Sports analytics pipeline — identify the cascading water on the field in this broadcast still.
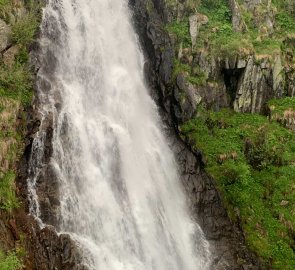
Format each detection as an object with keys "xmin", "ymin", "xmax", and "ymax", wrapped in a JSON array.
[{"xmin": 28, "ymin": 0, "xmax": 211, "ymax": 269}]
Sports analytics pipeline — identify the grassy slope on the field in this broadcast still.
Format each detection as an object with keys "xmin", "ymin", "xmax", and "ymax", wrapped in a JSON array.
[
  {"xmin": 168, "ymin": 0, "xmax": 295, "ymax": 56},
  {"xmin": 0, "ymin": 0, "xmax": 39, "ymax": 268},
  {"xmin": 181, "ymin": 99, "xmax": 295, "ymax": 269}
]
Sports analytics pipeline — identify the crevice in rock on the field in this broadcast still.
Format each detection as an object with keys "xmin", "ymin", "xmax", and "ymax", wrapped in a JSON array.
[{"xmin": 223, "ymin": 67, "xmax": 245, "ymax": 106}]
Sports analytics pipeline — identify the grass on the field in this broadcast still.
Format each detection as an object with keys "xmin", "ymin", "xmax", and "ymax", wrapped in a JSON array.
[
  {"xmin": 167, "ymin": 0, "xmax": 295, "ymax": 57},
  {"xmin": 0, "ymin": 249, "xmax": 23, "ymax": 270},
  {"xmin": 0, "ymin": 0, "xmax": 40, "ymax": 106},
  {"xmin": 0, "ymin": 1, "xmax": 40, "ymax": 268},
  {"xmin": 166, "ymin": 18, "xmax": 191, "ymax": 49},
  {"xmin": 181, "ymin": 108, "xmax": 295, "ymax": 269},
  {"xmin": 268, "ymin": 97, "xmax": 295, "ymax": 116},
  {"xmin": 11, "ymin": 12, "xmax": 39, "ymax": 46},
  {"xmin": 0, "ymin": 0, "xmax": 40, "ymax": 213},
  {"xmin": 0, "ymin": 64, "xmax": 33, "ymax": 106},
  {"xmin": 172, "ymin": 59, "xmax": 207, "ymax": 86},
  {"xmin": 0, "ymin": 172, "xmax": 19, "ymax": 211}
]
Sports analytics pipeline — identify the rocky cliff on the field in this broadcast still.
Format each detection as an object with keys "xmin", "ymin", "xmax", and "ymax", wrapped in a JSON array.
[
  {"xmin": 0, "ymin": 0, "xmax": 294, "ymax": 269},
  {"xmin": 0, "ymin": 1, "xmax": 87, "ymax": 269},
  {"xmin": 130, "ymin": 0, "xmax": 294, "ymax": 269}
]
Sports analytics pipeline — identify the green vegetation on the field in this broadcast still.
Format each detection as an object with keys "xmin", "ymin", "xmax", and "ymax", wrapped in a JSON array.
[
  {"xmin": 0, "ymin": 171, "xmax": 19, "ymax": 211},
  {"xmin": 0, "ymin": 0, "xmax": 38, "ymax": 216},
  {"xmin": 0, "ymin": 0, "xmax": 40, "ymax": 106},
  {"xmin": 173, "ymin": 59, "xmax": 207, "ymax": 86},
  {"xmin": 0, "ymin": 0, "xmax": 8, "ymax": 7},
  {"xmin": 166, "ymin": 0, "xmax": 295, "ymax": 56},
  {"xmin": 0, "ymin": 64, "xmax": 33, "ymax": 106},
  {"xmin": 181, "ymin": 107, "xmax": 295, "ymax": 269},
  {"xmin": 197, "ymin": 0, "xmax": 250, "ymax": 56},
  {"xmin": 0, "ymin": 250, "xmax": 23, "ymax": 270},
  {"xmin": 0, "ymin": 1, "xmax": 40, "ymax": 268},
  {"xmin": 166, "ymin": 19, "xmax": 191, "ymax": 48},
  {"xmin": 268, "ymin": 97, "xmax": 295, "ymax": 116},
  {"xmin": 166, "ymin": 0, "xmax": 295, "ymax": 89},
  {"xmin": 11, "ymin": 12, "xmax": 39, "ymax": 46}
]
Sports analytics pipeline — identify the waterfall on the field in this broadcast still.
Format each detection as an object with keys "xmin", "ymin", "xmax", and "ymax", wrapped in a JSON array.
[{"xmin": 27, "ymin": 0, "xmax": 211, "ymax": 269}]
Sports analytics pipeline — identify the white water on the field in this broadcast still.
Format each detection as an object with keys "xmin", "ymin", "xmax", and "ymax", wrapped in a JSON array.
[{"xmin": 28, "ymin": 0, "xmax": 211, "ymax": 269}]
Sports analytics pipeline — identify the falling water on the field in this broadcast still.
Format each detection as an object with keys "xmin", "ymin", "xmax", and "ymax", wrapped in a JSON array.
[{"xmin": 28, "ymin": 0, "xmax": 211, "ymax": 269}]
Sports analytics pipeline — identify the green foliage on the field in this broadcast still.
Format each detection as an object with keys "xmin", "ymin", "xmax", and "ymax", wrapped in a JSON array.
[
  {"xmin": 0, "ymin": 250, "xmax": 23, "ymax": 270},
  {"xmin": 200, "ymin": 0, "xmax": 226, "ymax": 10},
  {"xmin": 0, "ymin": 64, "xmax": 33, "ymax": 106},
  {"xmin": 11, "ymin": 12, "xmax": 39, "ymax": 47},
  {"xmin": 268, "ymin": 97, "xmax": 295, "ymax": 116},
  {"xmin": 0, "ymin": 0, "xmax": 8, "ymax": 7},
  {"xmin": 172, "ymin": 59, "xmax": 207, "ymax": 86},
  {"xmin": 276, "ymin": 12, "xmax": 295, "ymax": 34},
  {"xmin": 252, "ymin": 38, "xmax": 282, "ymax": 55},
  {"xmin": 196, "ymin": 0, "xmax": 254, "ymax": 56},
  {"xmin": 0, "ymin": 171, "xmax": 19, "ymax": 211},
  {"xmin": 166, "ymin": 19, "xmax": 191, "ymax": 48},
  {"xmin": 168, "ymin": 0, "xmax": 295, "ymax": 58},
  {"xmin": 0, "ymin": 0, "xmax": 40, "ymax": 107},
  {"xmin": 181, "ymin": 108, "xmax": 295, "ymax": 269},
  {"xmin": 273, "ymin": 0, "xmax": 295, "ymax": 16}
]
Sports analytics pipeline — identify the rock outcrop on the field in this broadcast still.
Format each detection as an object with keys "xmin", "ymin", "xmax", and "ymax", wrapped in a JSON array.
[
  {"xmin": 130, "ymin": 0, "xmax": 264, "ymax": 269},
  {"xmin": 155, "ymin": 0, "xmax": 295, "ymax": 121}
]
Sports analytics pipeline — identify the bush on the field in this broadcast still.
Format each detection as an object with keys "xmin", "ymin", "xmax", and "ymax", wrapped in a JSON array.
[{"xmin": 0, "ymin": 250, "xmax": 23, "ymax": 270}]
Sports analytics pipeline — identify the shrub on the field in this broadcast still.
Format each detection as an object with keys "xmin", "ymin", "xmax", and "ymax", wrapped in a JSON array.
[{"xmin": 0, "ymin": 250, "xmax": 23, "ymax": 270}]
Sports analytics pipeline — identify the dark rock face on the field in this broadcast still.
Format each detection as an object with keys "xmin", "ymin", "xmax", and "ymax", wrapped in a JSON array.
[
  {"xmin": 11, "ymin": 208, "xmax": 87, "ymax": 270},
  {"xmin": 130, "ymin": 1, "xmax": 263, "ymax": 269},
  {"xmin": 16, "ymin": 105, "xmax": 88, "ymax": 269},
  {"xmin": 13, "ymin": 14, "xmax": 87, "ymax": 269}
]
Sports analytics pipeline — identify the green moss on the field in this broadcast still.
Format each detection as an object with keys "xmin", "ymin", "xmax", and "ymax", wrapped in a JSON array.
[
  {"xmin": 268, "ymin": 97, "xmax": 295, "ymax": 116},
  {"xmin": 0, "ymin": 171, "xmax": 19, "ymax": 211},
  {"xmin": 0, "ymin": 0, "xmax": 40, "ymax": 107},
  {"xmin": 11, "ymin": 12, "xmax": 39, "ymax": 47},
  {"xmin": 166, "ymin": 19, "xmax": 191, "ymax": 48},
  {"xmin": 181, "ymin": 108, "xmax": 295, "ymax": 269},
  {"xmin": 172, "ymin": 58, "xmax": 207, "ymax": 86},
  {"xmin": 0, "ymin": 64, "xmax": 33, "ymax": 106},
  {"xmin": 0, "ymin": 249, "xmax": 23, "ymax": 270},
  {"xmin": 167, "ymin": 0, "xmax": 295, "ymax": 58}
]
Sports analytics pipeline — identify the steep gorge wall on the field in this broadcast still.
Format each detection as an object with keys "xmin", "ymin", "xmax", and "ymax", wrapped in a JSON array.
[
  {"xmin": 130, "ymin": 0, "xmax": 295, "ymax": 269},
  {"xmin": 130, "ymin": 0, "xmax": 265, "ymax": 269},
  {"xmin": 1, "ymin": 0, "xmax": 293, "ymax": 269},
  {"xmin": 141, "ymin": 0, "xmax": 295, "ymax": 122},
  {"xmin": 0, "ymin": 1, "xmax": 88, "ymax": 269}
]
